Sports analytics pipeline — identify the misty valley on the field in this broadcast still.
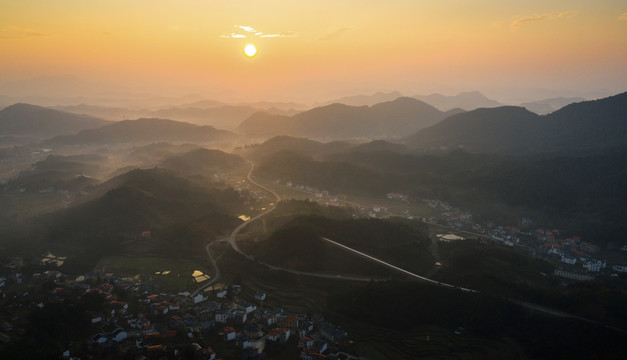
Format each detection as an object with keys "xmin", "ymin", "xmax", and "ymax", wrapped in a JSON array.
[{"xmin": 0, "ymin": 92, "xmax": 626, "ymax": 359}]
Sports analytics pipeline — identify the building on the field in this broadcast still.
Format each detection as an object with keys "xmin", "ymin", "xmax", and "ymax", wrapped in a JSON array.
[
  {"xmin": 554, "ymin": 269, "xmax": 593, "ymax": 281},
  {"xmin": 254, "ymin": 291, "xmax": 266, "ymax": 301},
  {"xmin": 561, "ymin": 255, "xmax": 577, "ymax": 265},
  {"xmin": 224, "ymin": 326, "xmax": 236, "ymax": 341},
  {"xmin": 612, "ymin": 265, "xmax": 627, "ymax": 273}
]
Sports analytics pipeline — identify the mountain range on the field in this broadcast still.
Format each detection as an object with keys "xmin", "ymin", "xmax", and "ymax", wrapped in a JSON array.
[
  {"xmin": 520, "ymin": 97, "xmax": 586, "ymax": 115},
  {"xmin": 237, "ymin": 97, "xmax": 454, "ymax": 140},
  {"xmin": 0, "ymin": 103, "xmax": 110, "ymax": 137},
  {"xmin": 404, "ymin": 92, "xmax": 627, "ymax": 155},
  {"xmin": 413, "ymin": 91, "xmax": 502, "ymax": 111},
  {"xmin": 44, "ymin": 118, "xmax": 237, "ymax": 146}
]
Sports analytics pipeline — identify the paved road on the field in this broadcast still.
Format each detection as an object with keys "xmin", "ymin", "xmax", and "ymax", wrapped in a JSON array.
[
  {"xmin": 191, "ymin": 240, "xmax": 223, "ymax": 297},
  {"xmin": 206, "ymin": 161, "xmax": 624, "ymax": 331},
  {"xmin": 228, "ymin": 161, "xmax": 281, "ymax": 257},
  {"xmin": 321, "ymin": 237, "xmax": 477, "ymax": 292}
]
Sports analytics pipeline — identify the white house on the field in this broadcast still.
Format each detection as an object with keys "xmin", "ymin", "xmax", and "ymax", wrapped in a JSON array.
[
  {"xmin": 224, "ymin": 326, "xmax": 236, "ymax": 341},
  {"xmin": 215, "ymin": 310, "xmax": 231, "ymax": 324},
  {"xmin": 612, "ymin": 265, "xmax": 627, "ymax": 273},
  {"xmin": 111, "ymin": 328, "xmax": 128, "ymax": 342},
  {"xmin": 561, "ymin": 256, "xmax": 577, "ymax": 265}
]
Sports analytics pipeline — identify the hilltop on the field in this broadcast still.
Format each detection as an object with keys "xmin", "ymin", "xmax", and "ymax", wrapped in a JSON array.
[
  {"xmin": 44, "ymin": 118, "xmax": 237, "ymax": 146},
  {"xmin": 0, "ymin": 103, "xmax": 110, "ymax": 137},
  {"xmin": 404, "ymin": 92, "xmax": 627, "ymax": 155},
  {"xmin": 237, "ymin": 97, "xmax": 447, "ymax": 140}
]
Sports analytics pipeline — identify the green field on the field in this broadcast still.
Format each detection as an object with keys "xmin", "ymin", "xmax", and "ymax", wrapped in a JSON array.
[{"xmin": 96, "ymin": 255, "xmax": 213, "ymax": 292}]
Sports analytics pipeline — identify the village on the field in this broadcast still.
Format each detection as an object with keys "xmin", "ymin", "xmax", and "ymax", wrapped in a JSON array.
[
  {"xmin": 263, "ymin": 177, "xmax": 627, "ymax": 284},
  {"xmin": 0, "ymin": 260, "xmax": 357, "ymax": 360},
  {"xmin": 419, "ymin": 198, "xmax": 627, "ymax": 283}
]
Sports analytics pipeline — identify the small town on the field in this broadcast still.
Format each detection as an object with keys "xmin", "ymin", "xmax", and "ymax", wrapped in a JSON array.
[
  {"xmin": 419, "ymin": 198, "xmax": 627, "ymax": 282},
  {"xmin": 0, "ymin": 260, "xmax": 356, "ymax": 360},
  {"xmin": 267, "ymin": 178, "xmax": 627, "ymax": 284}
]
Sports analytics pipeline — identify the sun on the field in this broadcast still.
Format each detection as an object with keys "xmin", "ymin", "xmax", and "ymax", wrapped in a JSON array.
[{"xmin": 243, "ymin": 44, "xmax": 258, "ymax": 58}]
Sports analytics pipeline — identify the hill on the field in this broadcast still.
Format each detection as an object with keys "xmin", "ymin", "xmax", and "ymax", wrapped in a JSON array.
[
  {"xmin": 3, "ymin": 154, "xmax": 104, "ymax": 193},
  {"xmin": 44, "ymin": 118, "xmax": 238, "ymax": 146},
  {"xmin": 158, "ymin": 148, "xmax": 248, "ymax": 176},
  {"xmin": 404, "ymin": 92, "xmax": 627, "ymax": 155},
  {"xmin": 0, "ymin": 103, "xmax": 110, "ymax": 137},
  {"xmin": 51, "ymin": 104, "xmax": 148, "ymax": 121},
  {"xmin": 256, "ymin": 145, "xmax": 626, "ymax": 246},
  {"xmin": 236, "ymin": 97, "xmax": 447, "ymax": 140},
  {"xmin": 520, "ymin": 97, "xmax": 586, "ymax": 115},
  {"xmin": 249, "ymin": 215, "xmax": 434, "ymax": 275},
  {"xmin": 33, "ymin": 168, "xmax": 242, "ymax": 267},
  {"xmin": 152, "ymin": 105, "xmax": 299, "ymax": 130},
  {"xmin": 256, "ymin": 150, "xmax": 394, "ymax": 195},
  {"xmin": 234, "ymin": 136, "xmax": 353, "ymax": 161},
  {"xmin": 413, "ymin": 91, "xmax": 501, "ymax": 111},
  {"xmin": 317, "ymin": 91, "xmax": 403, "ymax": 107}
]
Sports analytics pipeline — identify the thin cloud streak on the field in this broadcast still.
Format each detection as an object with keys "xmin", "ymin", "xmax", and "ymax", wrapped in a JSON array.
[
  {"xmin": 319, "ymin": 27, "xmax": 350, "ymax": 41},
  {"xmin": 619, "ymin": 12, "xmax": 627, "ymax": 21},
  {"xmin": 237, "ymin": 25, "xmax": 257, "ymax": 33},
  {"xmin": 221, "ymin": 25, "xmax": 297, "ymax": 39},
  {"xmin": 260, "ymin": 31, "xmax": 298, "ymax": 38},
  {"xmin": 0, "ymin": 26, "xmax": 47, "ymax": 40},
  {"xmin": 510, "ymin": 11, "xmax": 574, "ymax": 31}
]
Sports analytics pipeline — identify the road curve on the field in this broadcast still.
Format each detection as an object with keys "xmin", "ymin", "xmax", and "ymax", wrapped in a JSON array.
[
  {"xmin": 321, "ymin": 237, "xmax": 477, "ymax": 292},
  {"xmin": 192, "ymin": 240, "xmax": 223, "ymax": 297},
  {"xmin": 228, "ymin": 161, "xmax": 282, "ymax": 257},
  {"xmin": 209, "ymin": 162, "xmax": 623, "ymax": 331}
]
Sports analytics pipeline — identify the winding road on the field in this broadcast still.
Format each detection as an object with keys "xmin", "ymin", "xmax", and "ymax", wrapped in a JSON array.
[{"xmin": 193, "ymin": 161, "xmax": 625, "ymax": 332}]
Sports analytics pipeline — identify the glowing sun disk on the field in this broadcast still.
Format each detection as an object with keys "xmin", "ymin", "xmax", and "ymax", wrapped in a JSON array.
[{"xmin": 244, "ymin": 44, "xmax": 258, "ymax": 58}]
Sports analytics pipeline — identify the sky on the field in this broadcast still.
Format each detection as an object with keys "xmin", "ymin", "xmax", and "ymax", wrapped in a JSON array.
[{"xmin": 1, "ymin": 0, "xmax": 626, "ymax": 104}]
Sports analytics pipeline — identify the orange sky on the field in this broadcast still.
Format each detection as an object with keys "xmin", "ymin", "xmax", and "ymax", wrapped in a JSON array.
[{"xmin": 1, "ymin": 1, "xmax": 626, "ymax": 103}]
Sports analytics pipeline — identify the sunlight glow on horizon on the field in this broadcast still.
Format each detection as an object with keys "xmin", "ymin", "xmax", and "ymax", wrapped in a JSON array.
[{"xmin": 0, "ymin": 0, "xmax": 625, "ymax": 102}]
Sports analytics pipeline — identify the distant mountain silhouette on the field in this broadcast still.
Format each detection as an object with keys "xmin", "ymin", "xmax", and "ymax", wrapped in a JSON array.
[
  {"xmin": 236, "ymin": 101, "xmax": 308, "ymax": 111},
  {"xmin": 0, "ymin": 103, "xmax": 110, "ymax": 137},
  {"xmin": 4, "ymin": 154, "xmax": 103, "ymax": 194},
  {"xmin": 44, "ymin": 118, "xmax": 237, "ymax": 146},
  {"xmin": 318, "ymin": 91, "xmax": 403, "ymax": 107},
  {"xmin": 520, "ymin": 97, "xmax": 586, "ymax": 115},
  {"xmin": 413, "ymin": 91, "xmax": 501, "ymax": 111},
  {"xmin": 158, "ymin": 148, "xmax": 247, "ymax": 176},
  {"xmin": 404, "ymin": 92, "xmax": 627, "ymax": 154},
  {"xmin": 153, "ymin": 105, "xmax": 299, "ymax": 129},
  {"xmin": 54, "ymin": 103, "xmax": 299, "ymax": 129},
  {"xmin": 237, "ymin": 97, "xmax": 447, "ymax": 140},
  {"xmin": 348, "ymin": 140, "xmax": 409, "ymax": 154},
  {"xmin": 52, "ymin": 104, "xmax": 149, "ymax": 121},
  {"xmin": 234, "ymin": 135, "xmax": 352, "ymax": 160}
]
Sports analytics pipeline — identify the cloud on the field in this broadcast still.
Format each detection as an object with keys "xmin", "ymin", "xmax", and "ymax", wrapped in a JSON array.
[
  {"xmin": 319, "ymin": 27, "xmax": 350, "ymax": 41},
  {"xmin": 619, "ymin": 12, "xmax": 627, "ymax": 21},
  {"xmin": 237, "ymin": 25, "xmax": 257, "ymax": 33},
  {"xmin": 0, "ymin": 26, "xmax": 46, "ymax": 40},
  {"xmin": 221, "ymin": 25, "xmax": 297, "ymax": 39},
  {"xmin": 510, "ymin": 11, "xmax": 574, "ymax": 31},
  {"xmin": 260, "ymin": 31, "xmax": 298, "ymax": 38},
  {"xmin": 220, "ymin": 33, "xmax": 246, "ymax": 39}
]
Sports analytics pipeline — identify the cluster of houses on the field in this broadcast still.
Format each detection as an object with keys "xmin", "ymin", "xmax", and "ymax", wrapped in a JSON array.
[
  {"xmin": 281, "ymin": 180, "xmax": 348, "ymax": 206},
  {"xmin": 0, "ymin": 262, "xmax": 353, "ymax": 359},
  {"xmin": 420, "ymin": 198, "xmax": 627, "ymax": 281}
]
